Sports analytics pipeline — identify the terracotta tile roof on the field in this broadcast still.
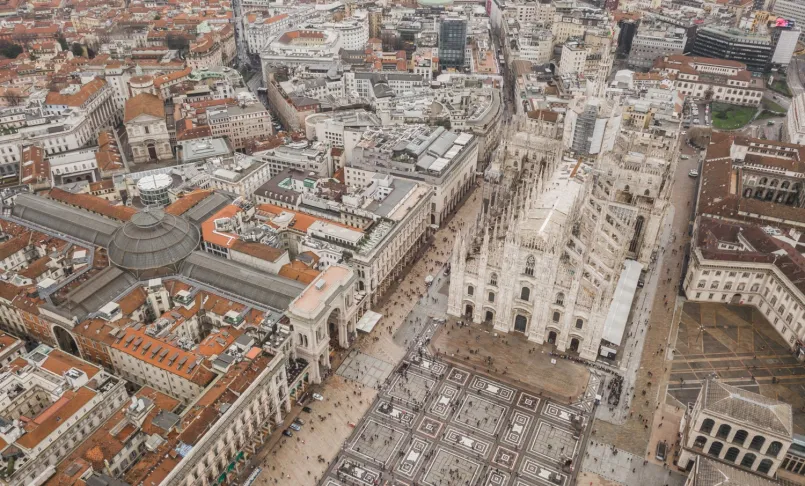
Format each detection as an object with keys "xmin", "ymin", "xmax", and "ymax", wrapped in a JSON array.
[
  {"xmin": 20, "ymin": 145, "xmax": 48, "ymax": 185},
  {"xmin": 201, "ymin": 204, "xmax": 241, "ymax": 248},
  {"xmin": 116, "ymin": 287, "xmax": 147, "ymax": 314},
  {"xmin": 48, "ymin": 187, "xmax": 136, "ymax": 221},
  {"xmin": 0, "ymin": 232, "xmax": 30, "ymax": 261},
  {"xmin": 256, "ymin": 203, "xmax": 361, "ymax": 234},
  {"xmin": 0, "ymin": 260, "xmax": 23, "ymax": 287},
  {"xmin": 124, "ymin": 92, "xmax": 165, "ymax": 123},
  {"xmin": 230, "ymin": 240, "xmax": 284, "ymax": 262},
  {"xmin": 95, "ymin": 130, "xmax": 123, "ymax": 173},
  {"xmin": 44, "ymin": 77, "xmax": 106, "ymax": 107},
  {"xmin": 112, "ymin": 328, "xmax": 215, "ymax": 385},
  {"xmin": 16, "ymin": 387, "xmax": 97, "ymax": 449},
  {"xmin": 153, "ymin": 67, "xmax": 192, "ymax": 88},
  {"xmin": 164, "ymin": 189, "xmax": 213, "ymax": 216},
  {"xmin": 196, "ymin": 329, "xmax": 241, "ymax": 358},
  {"xmin": 278, "ymin": 260, "xmax": 319, "ymax": 284},
  {"xmin": 17, "ymin": 255, "xmax": 50, "ymax": 279},
  {"xmin": 526, "ymin": 109, "xmax": 560, "ymax": 122},
  {"xmin": 40, "ymin": 349, "xmax": 100, "ymax": 379}
]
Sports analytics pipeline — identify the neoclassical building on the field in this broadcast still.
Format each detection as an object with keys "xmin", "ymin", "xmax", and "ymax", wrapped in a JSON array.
[
  {"xmin": 447, "ymin": 111, "xmax": 675, "ymax": 360},
  {"xmin": 678, "ymin": 378, "xmax": 792, "ymax": 478},
  {"xmin": 124, "ymin": 93, "xmax": 172, "ymax": 164}
]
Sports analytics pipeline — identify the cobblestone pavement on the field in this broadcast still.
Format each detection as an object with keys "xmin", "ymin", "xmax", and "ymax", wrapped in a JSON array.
[
  {"xmin": 592, "ymin": 143, "xmax": 702, "ymax": 457},
  {"xmin": 320, "ymin": 337, "xmax": 595, "ymax": 486}
]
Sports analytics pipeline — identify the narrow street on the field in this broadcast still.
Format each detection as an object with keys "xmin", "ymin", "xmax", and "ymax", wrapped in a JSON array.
[{"xmin": 591, "ymin": 140, "xmax": 701, "ymax": 460}]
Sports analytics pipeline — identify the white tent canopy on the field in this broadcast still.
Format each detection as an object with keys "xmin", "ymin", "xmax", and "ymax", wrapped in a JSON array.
[
  {"xmin": 601, "ymin": 260, "xmax": 642, "ymax": 347},
  {"xmin": 356, "ymin": 310, "xmax": 383, "ymax": 333}
]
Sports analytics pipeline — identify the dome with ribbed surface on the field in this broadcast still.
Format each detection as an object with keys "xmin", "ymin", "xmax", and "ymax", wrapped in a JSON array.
[{"xmin": 108, "ymin": 207, "xmax": 200, "ymax": 274}]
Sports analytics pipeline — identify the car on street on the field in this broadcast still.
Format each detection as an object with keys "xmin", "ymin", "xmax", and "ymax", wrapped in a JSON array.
[
  {"xmin": 293, "ymin": 417, "xmax": 305, "ymax": 425},
  {"xmin": 282, "ymin": 429, "xmax": 293, "ymax": 437},
  {"xmin": 656, "ymin": 440, "xmax": 667, "ymax": 461},
  {"xmin": 689, "ymin": 170, "xmax": 699, "ymax": 177},
  {"xmin": 289, "ymin": 423, "xmax": 301, "ymax": 431},
  {"xmin": 312, "ymin": 393, "xmax": 324, "ymax": 401},
  {"xmin": 302, "ymin": 406, "xmax": 312, "ymax": 413},
  {"xmin": 768, "ymin": 121, "xmax": 776, "ymax": 126},
  {"xmin": 681, "ymin": 155, "xmax": 689, "ymax": 160}
]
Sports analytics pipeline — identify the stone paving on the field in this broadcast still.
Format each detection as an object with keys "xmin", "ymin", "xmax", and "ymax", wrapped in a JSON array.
[
  {"xmin": 579, "ymin": 442, "xmax": 686, "ymax": 486},
  {"xmin": 337, "ymin": 350, "xmax": 395, "ymax": 389},
  {"xmin": 592, "ymin": 146, "xmax": 703, "ymax": 457},
  {"xmin": 320, "ymin": 335, "xmax": 595, "ymax": 486}
]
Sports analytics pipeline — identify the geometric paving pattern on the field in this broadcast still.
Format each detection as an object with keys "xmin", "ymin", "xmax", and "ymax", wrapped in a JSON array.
[{"xmin": 322, "ymin": 345, "xmax": 592, "ymax": 486}]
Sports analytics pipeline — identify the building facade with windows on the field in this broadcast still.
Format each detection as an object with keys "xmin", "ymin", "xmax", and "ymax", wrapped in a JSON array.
[{"xmin": 678, "ymin": 378, "xmax": 792, "ymax": 478}]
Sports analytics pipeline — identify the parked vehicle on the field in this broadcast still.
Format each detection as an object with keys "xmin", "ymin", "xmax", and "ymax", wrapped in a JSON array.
[
  {"xmin": 312, "ymin": 393, "xmax": 324, "ymax": 401},
  {"xmin": 294, "ymin": 417, "xmax": 305, "ymax": 425},
  {"xmin": 282, "ymin": 429, "xmax": 293, "ymax": 437},
  {"xmin": 656, "ymin": 440, "xmax": 667, "ymax": 461},
  {"xmin": 289, "ymin": 423, "xmax": 301, "ymax": 431},
  {"xmin": 688, "ymin": 170, "xmax": 699, "ymax": 178},
  {"xmin": 302, "ymin": 406, "xmax": 312, "ymax": 413}
]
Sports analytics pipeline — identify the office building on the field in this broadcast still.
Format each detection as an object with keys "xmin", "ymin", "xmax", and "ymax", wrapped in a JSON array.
[{"xmin": 439, "ymin": 17, "xmax": 467, "ymax": 69}]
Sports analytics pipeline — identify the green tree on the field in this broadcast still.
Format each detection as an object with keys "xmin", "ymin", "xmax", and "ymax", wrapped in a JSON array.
[
  {"xmin": 71, "ymin": 43, "xmax": 84, "ymax": 57},
  {"xmin": 166, "ymin": 34, "xmax": 189, "ymax": 51},
  {"xmin": 0, "ymin": 41, "xmax": 22, "ymax": 59}
]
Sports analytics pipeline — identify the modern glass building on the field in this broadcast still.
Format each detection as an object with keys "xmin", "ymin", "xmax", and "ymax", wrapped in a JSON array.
[
  {"xmin": 691, "ymin": 26, "xmax": 772, "ymax": 73},
  {"xmin": 439, "ymin": 17, "xmax": 467, "ymax": 69}
]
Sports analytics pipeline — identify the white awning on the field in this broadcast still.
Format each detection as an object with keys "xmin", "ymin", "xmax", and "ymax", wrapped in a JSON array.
[
  {"xmin": 356, "ymin": 310, "xmax": 383, "ymax": 333},
  {"xmin": 601, "ymin": 260, "xmax": 642, "ymax": 347}
]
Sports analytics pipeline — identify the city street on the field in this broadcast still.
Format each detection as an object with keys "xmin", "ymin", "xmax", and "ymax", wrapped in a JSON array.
[
  {"xmin": 251, "ymin": 183, "xmax": 485, "ymax": 485},
  {"xmin": 590, "ymin": 137, "xmax": 701, "ymax": 462}
]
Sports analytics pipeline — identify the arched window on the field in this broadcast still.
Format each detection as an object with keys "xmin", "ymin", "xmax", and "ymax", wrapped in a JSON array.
[
  {"xmin": 732, "ymin": 430, "xmax": 749, "ymax": 446},
  {"xmin": 751, "ymin": 284, "xmax": 759, "ymax": 292},
  {"xmin": 771, "ymin": 179, "xmax": 779, "ymax": 187},
  {"xmin": 741, "ymin": 453, "xmax": 757, "ymax": 469},
  {"xmin": 575, "ymin": 319, "xmax": 583, "ymax": 330},
  {"xmin": 724, "ymin": 447, "xmax": 740, "ymax": 463},
  {"xmin": 760, "ymin": 177, "xmax": 768, "ymax": 185},
  {"xmin": 552, "ymin": 312, "xmax": 560, "ymax": 323},
  {"xmin": 488, "ymin": 292, "xmax": 495, "ymax": 303},
  {"xmin": 524, "ymin": 256, "xmax": 536, "ymax": 276},
  {"xmin": 716, "ymin": 424, "xmax": 731, "ymax": 440},
  {"xmin": 708, "ymin": 441, "xmax": 723, "ymax": 457},
  {"xmin": 757, "ymin": 459, "xmax": 774, "ymax": 474},
  {"xmin": 693, "ymin": 435, "xmax": 707, "ymax": 450},
  {"xmin": 782, "ymin": 181, "xmax": 791, "ymax": 189},
  {"xmin": 749, "ymin": 436, "xmax": 766, "ymax": 451},
  {"xmin": 467, "ymin": 285, "xmax": 474, "ymax": 296},
  {"xmin": 555, "ymin": 293, "xmax": 565, "ymax": 306},
  {"xmin": 489, "ymin": 273, "xmax": 498, "ymax": 286},
  {"xmin": 700, "ymin": 418, "xmax": 715, "ymax": 434},
  {"xmin": 768, "ymin": 441, "xmax": 784, "ymax": 457},
  {"xmin": 520, "ymin": 287, "xmax": 530, "ymax": 301}
]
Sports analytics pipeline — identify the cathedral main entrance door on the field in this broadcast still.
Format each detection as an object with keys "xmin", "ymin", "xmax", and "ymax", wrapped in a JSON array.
[
  {"xmin": 547, "ymin": 331, "xmax": 557, "ymax": 344},
  {"xmin": 514, "ymin": 315, "xmax": 527, "ymax": 333},
  {"xmin": 569, "ymin": 338, "xmax": 580, "ymax": 352}
]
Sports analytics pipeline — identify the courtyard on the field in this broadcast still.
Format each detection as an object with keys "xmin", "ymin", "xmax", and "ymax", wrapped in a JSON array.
[
  {"xmin": 320, "ymin": 330, "xmax": 595, "ymax": 486},
  {"xmin": 668, "ymin": 302, "xmax": 805, "ymax": 434}
]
